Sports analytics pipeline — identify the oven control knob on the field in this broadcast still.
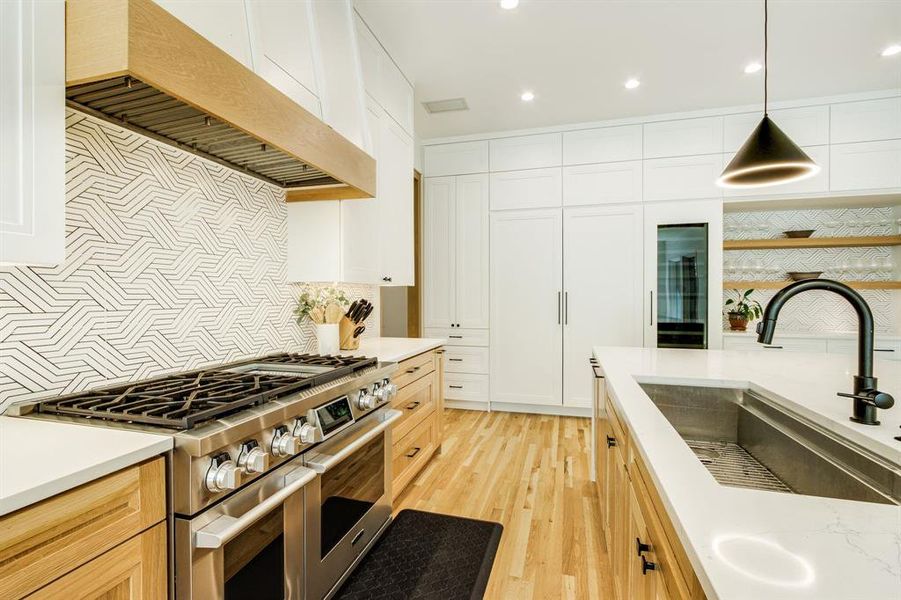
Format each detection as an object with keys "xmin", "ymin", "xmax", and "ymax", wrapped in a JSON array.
[
  {"xmin": 205, "ymin": 453, "xmax": 240, "ymax": 493},
  {"xmin": 237, "ymin": 440, "xmax": 269, "ymax": 474},
  {"xmin": 295, "ymin": 421, "xmax": 316, "ymax": 444},
  {"xmin": 374, "ymin": 380, "xmax": 397, "ymax": 403},
  {"xmin": 272, "ymin": 425, "xmax": 301, "ymax": 457},
  {"xmin": 357, "ymin": 389, "xmax": 375, "ymax": 410}
]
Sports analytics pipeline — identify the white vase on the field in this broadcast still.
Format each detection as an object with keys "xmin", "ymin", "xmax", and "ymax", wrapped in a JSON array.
[{"xmin": 316, "ymin": 323, "xmax": 340, "ymax": 355}]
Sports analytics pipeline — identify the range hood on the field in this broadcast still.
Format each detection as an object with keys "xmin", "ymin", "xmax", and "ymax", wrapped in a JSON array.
[{"xmin": 65, "ymin": 0, "xmax": 375, "ymax": 200}]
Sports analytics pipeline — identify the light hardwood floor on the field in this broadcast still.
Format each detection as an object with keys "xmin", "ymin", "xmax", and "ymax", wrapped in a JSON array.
[{"xmin": 395, "ymin": 409, "xmax": 614, "ymax": 600}]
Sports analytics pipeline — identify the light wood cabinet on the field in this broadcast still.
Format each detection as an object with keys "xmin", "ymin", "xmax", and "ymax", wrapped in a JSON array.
[
  {"xmin": 391, "ymin": 348, "xmax": 444, "ymax": 500},
  {"xmin": 0, "ymin": 458, "xmax": 167, "ymax": 599},
  {"xmin": 0, "ymin": 0, "xmax": 65, "ymax": 266},
  {"xmin": 154, "ymin": 0, "xmax": 254, "ymax": 67}
]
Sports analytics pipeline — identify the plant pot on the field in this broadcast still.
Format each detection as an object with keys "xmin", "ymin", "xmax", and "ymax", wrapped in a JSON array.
[
  {"xmin": 727, "ymin": 312, "xmax": 749, "ymax": 332},
  {"xmin": 315, "ymin": 323, "xmax": 340, "ymax": 355}
]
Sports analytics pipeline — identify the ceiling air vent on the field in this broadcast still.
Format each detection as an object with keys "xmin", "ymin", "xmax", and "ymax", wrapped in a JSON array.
[{"xmin": 422, "ymin": 98, "xmax": 469, "ymax": 114}]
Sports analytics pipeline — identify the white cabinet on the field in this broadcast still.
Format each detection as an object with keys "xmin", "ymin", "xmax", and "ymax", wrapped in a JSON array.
[
  {"xmin": 354, "ymin": 12, "xmax": 383, "ymax": 103},
  {"xmin": 444, "ymin": 346, "xmax": 490, "ymax": 374},
  {"xmin": 490, "ymin": 168, "xmax": 562, "ymax": 210},
  {"xmin": 830, "ymin": 140, "xmax": 901, "ymax": 191},
  {"xmin": 0, "ymin": 0, "xmax": 64, "ymax": 266},
  {"xmin": 490, "ymin": 209, "xmax": 563, "ymax": 406},
  {"xmin": 423, "ymin": 141, "xmax": 489, "ymax": 176},
  {"xmin": 489, "ymin": 133, "xmax": 562, "ymax": 171},
  {"xmin": 311, "ymin": 0, "xmax": 367, "ymax": 150},
  {"xmin": 831, "ymin": 97, "xmax": 901, "ymax": 144},
  {"xmin": 286, "ymin": 200, "xmax": 341, "ymax": 282},
  {"xmin": 643, "ymin": 117, "xmax": 723, "ymax": 158},
  {"xmin": 423, "ymin": 327, "xmax": 489, "ymax": 347},
  {"xmin": 828, "ymin": 338, "xmax": 901, "ymax": 361},
  {"xmin": 353, "ymin": 12, "xmax": 413, "ymax": 134},
  {"xmin": 423, "ymin": 174, "xmax": 489, "ymax": 329},
  {"xmin": 562, "ymin": 205, "xmax": 643, "ymax": 408},
  {"xmin": 724, "ymin": 106, "xmax": 828, "ymax": 152},
  {"xmin": 643, "ymin": 154, "xmax": 723, "ymax": 201},
  {"xmin": 563, "ymin": 161, "xmax": 642, "ymax": 206},
  {"xmin": 377, "ymin": 115, "xmax": 414, "ymax": 285},
  {"xmin": 563, "ymin": 125, "xmax": 642, "ymax": 165},
  {"xmin": 246, "ymin": 0, "xmax": 321, "ymax": 117},
  {"xmin": 154, "ymin": 0, "xmax": 254, "ymax": 67},
  {"xmin": 444, "ymin": 373, "xmax": 490, "ymax": 403},
  {"xmin": 723, "ymin": 335, "xmax": 827, "ymax": 353},
  {"xmin": 723, "ymin": 145, "xmax": 829, "ymax": 199}
]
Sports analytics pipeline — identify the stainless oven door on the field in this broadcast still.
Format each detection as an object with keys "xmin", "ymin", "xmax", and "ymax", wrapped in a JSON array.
[
  {"xmin": 304, "ymin": 407, "xmax": 402, "ymax": 600},
  {"xmin": 175, "ymin": 457, "xmax": 316, "ymax": 600}
]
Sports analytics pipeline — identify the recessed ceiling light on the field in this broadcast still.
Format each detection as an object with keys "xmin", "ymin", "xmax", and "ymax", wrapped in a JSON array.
[
  {"xmin": 881, "ymin": 44, "xmax": 901, "ymax": 57},
  {"xmin": 500, "ymin": 0, "xmax": 519, "ymax": 9},
  {"xmin": 744, "ymin": 62, "xmax": 763, "ymax": 74},
  {"xmin": 624, "ymin": 78, "xmax": 640, "ymax": 90},
  {"xmin": 520, "ymin": 91, "xmax": 535, "ymax": 102}
]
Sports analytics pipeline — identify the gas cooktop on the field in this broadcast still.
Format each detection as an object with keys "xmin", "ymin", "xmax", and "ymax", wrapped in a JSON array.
[{"xmin": 32, "ymin": 353, "xmax": 377, "ymax": 430}]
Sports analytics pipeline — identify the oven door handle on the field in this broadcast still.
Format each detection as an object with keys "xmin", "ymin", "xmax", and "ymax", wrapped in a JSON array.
[
  {"xmin": 305, "ymin": 409, "xmax": 403, "ymax": 474},
  {"xmin": 194, "ymin": 466, "xmax": 316, "ymax": 549}
]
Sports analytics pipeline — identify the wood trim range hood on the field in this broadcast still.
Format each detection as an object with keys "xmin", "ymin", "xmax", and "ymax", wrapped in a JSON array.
[{"xmin": 65, "ymin": 0, "xmax": 375, "ymax": 200}]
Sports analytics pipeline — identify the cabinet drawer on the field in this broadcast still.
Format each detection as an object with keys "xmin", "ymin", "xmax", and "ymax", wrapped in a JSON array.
[
  {"xmin": 26, "ymin": 522, "xmax": 167, "ymax": 600},
  {"xmin": 443, "ymin": 346, "xmax": 489, "ymax": 374},
  {"xmin": 392, "ymin": 369, "xmax": 438, "ymax": 440},
  {"xmin": 392, "ymin": 412, "xmax": 439, "ymax": 499},
  {"xmin": 0, "ymin": 458, "xmax": 165, "ymax": 599},
  {"xmin": 424, "ymin": 327, "xmax": 489, "ymax": 347},
  {"xmin": 604, "ymin": 394, "xmax": 629, "ymax": 455},
  {"xmin": 445, "ymin": 373, "xmax": 489, "ymax": 402},
  {"xmin": 392, "ymin": 350, "xmax": 437, "ymax": 389}
]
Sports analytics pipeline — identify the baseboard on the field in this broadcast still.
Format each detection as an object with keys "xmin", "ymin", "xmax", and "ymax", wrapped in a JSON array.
[
  {"xmin": 446, "ymin": 399, "xmax": 490, "ymax": 411},
  {"xmin": 487, "ymin": 402, "xmax": 592, "ymax": 418}
]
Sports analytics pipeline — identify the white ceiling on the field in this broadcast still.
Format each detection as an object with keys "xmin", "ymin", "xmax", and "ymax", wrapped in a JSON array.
[{"xmin": 354, "ymin": 0, "xmax": 901, "ymax": 140}]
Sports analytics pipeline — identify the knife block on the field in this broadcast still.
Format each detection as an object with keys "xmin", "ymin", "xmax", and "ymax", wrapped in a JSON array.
[{"xmin": 339, "ymin": 316, "xmax": 360, "ymax": 350}]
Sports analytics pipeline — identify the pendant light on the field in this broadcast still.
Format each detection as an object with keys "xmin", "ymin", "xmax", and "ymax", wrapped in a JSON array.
[{"xmin": 717, "ymin": 0, "xmax": 819, "ymax": 188}]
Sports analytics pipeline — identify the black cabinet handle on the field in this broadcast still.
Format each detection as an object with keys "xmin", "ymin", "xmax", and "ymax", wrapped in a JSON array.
[
  {"xmin": 449, "ymin": 385, "xmax": 463, "ymax": 389},
  {"xmin": 448, "ymin": 358, "xmax": 463, "ymax": 362},
  {"xmin": 449, "ymin": 335, "xmax": 463, "ymax": 339},
  {"xmin": 405, "ymin": 401, "xmax": 421, "ymax": 411},
  {"xmin": 636, "ymin": 538, "xmax": 650, "ymax": 556},
  {"xmin": 641, "ymin": 556, "xmax": 656, "ymax": 575},
  {"xmin": 382, "ymin": 276, "xmax": 392, "ymax": 282},
  {"xmin": 405, "ymin": 447, "xmax": 421, "ymax": 458},
  {"xmin": 875, "ymin": 348, "xmax": 895, "ymax": 352},
  {"xmin": 763, "ymin": 345, "xmax": 783, "ymax": 349},
  {"xmin": 606, "ymin": 435, "xmax": 617, "ymax": 448},
  {"xmin": 406, "ymin": 366, "xmax": 421, "ymax": 374}
]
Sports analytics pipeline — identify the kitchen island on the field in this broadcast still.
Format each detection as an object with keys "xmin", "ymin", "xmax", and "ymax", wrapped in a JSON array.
[{"xmin": 592, "ymin": 346, "xmax": 901, "ymax": 600}]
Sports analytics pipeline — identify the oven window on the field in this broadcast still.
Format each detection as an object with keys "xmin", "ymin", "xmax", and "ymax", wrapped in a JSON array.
[
  {"xmin": 319, "ymin": 435, "xmax": 385, "ymax": 558},
  {"xmin": 224, "ymin": 505, "xmax": 285, "ymax": 600}
]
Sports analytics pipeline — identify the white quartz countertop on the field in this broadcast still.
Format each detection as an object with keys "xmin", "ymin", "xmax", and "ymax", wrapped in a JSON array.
[
  {"xmin": 0, "ymin": 417, "xmax": 172, "ymax": 516},
  {"xmin": 345, "ymin": 337, "xmax": 445, "ymax": 363},
  {"xmin": 723, "ymin": 330, "xmax": 901, "ymax": 340},
  {"xmin": 592, "ymin": 346, "xmax": 901, "ymax": 600}
]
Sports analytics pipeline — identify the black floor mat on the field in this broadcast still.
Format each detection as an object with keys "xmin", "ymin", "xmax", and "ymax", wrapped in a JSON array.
[{"xmin": 335, "ymin": 509, "xmax": 503, "ymax": 600}]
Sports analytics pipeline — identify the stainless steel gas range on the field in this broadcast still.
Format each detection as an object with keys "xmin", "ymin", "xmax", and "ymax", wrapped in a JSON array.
[{"xmin": 8, "ymin": 353, "xmax": 402, "ymax": 600}]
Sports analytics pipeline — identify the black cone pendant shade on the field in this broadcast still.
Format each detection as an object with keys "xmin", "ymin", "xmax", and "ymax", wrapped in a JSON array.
[
  {"xmin": 716, "ymin": 115, "xmax": 820, "ymax": 188},
  {"xmin": 716, "ymin": 0, "xmax": 819, "ymax": 189}
]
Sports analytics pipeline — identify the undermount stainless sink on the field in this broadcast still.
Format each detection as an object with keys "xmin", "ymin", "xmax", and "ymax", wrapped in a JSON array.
[{"xmin": 638, "ymin": 383, "xmax": 900, "ymax": 505}]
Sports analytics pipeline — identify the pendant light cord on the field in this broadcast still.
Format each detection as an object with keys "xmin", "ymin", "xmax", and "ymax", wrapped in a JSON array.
[{"xmin": 764, "ymin": 0, "xmax": 768, "ymax": 115}]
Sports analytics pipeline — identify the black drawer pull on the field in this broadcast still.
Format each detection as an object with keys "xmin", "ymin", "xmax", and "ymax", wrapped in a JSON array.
[
  {"xmin": 351, "ymin": 529, "xmax": 366, "ymax": 546},
  {"xmin": 875, "ymin": 348, "xmax": 895, "ymax": 352},
  {"xmin": 641, "ymin": 556, "xmax": 656, "ymax": 575},
  {"xmin": 406, "ymin": 447, "xmax": 421, "ymax": 458},
  {"xmin": 449, "ymin": 335, "xmax": 463, "ymax": 339},
  {"xmin": 449, "ymin": 385, "xmax": 463, "ymax": 389},
  {"xmin": 636, "ymin": 538, "xmax": 650, "ymax": 556},
  {"xmin": 448, "ymin": 358, "xmax": 463, "ymax": 362},
  {"xmin": 405, "ymin": 401, "xmax": 421, "ymax": 411},
  {"xmin": 763, "ymin": 345, "xmax": 783, "ymax": 349},
  {"xmin": 606, "ymin": 435, "xmax": 617, "ymax": 448},
  {"xmin": 406, "ymin": 366, "xmax": 421, "ymax": 374}
]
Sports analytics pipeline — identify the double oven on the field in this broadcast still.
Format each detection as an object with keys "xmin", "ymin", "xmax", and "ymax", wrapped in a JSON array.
[{"xmin": 175, "ymin": 391, "xmax": 401, "ymax": 599}]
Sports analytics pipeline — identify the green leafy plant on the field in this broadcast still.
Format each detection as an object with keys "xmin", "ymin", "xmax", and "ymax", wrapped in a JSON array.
[
  {"xmin": 293, "ymin": 284, "xmax": 349, "ymax": 325},
  {"xmin": 724, "ymin": 289, "xmax": 763, "ymax": 320}
]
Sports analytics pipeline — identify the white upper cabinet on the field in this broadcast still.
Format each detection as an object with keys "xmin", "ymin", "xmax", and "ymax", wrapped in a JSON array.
[
  {"xmin": 489, "ymin": 133, "xmax": 562, "ymax": 171},
  {"xmin": 490, "ymin": 168, "xmax": 562, "ymax": 210},
  {"xmin": 643, "ymin": 116, "xmax": 723, "ymax": 158},
  {"xmin": 454, "ymin": 174, "xmax": 490, "ymax": 329},
  {"xmin": 311, "ymin": 0, "xmax": 367, "ymax": 150},
  {"xmin": 353, "ymin": 12, "xmax": 414, "ymax": 134},
  {"xmin": 562, "ymin": 124, "xmax": 642, "ymax": 165},
  {"xmin": 723, "ymin": 106, "xmax": 828, "ymax": 152},
  {"xmin": 423, "ymin": 141, "xmax": 489, "ymax": 176},
  {"xmin": 643, "ymin": 154, "xmax": 723, "ymax": 201},
  {"xmin": 286, "ymin": 200, "xmax": 341, "ymax": 282},
  {"xmin": 423, "ymin": 177, "xmax": 457, "ymax": 329},
  {"xmin": 377, "ymin": 115, "xmax": 415, "ymax": 285},
  {"xmin": 0, "ymin": 0, "xmax": 65, "ymax": 266},
  {"xmin": 723, "ymin": 145, "xmax": 829, "ymax": 198},
  {"xmin": 563, "ymin": 161, "xmax": 642, "ymax": 206},
  {"xmin": 831, "ymin": 97, "xmax": 901, "ymax": 143},
  {"xmin": 830, "ymin": 139, "xmax": 901, "ymax": 191},
  {"xmin": 154, "ymin": 0, "xmax": 254, "ymax": 67},
  {"xmin": 246, "ymin": 0, "xmax": 321, "ymax": 117}
]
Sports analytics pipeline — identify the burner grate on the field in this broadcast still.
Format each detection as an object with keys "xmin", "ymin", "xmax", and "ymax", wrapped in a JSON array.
[{"xmin": 36, "ymin": 353, "xmax": 378, "ymax": 430}]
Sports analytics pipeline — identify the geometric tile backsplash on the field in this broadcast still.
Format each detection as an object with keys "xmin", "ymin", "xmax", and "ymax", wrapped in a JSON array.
[
  {"xmin": 0, "ymin": 110, "xmax": 378, "ymax": 411},
  {"xmin": 723, "ymin": 206, "xmax": 898, "ymax": 334}
]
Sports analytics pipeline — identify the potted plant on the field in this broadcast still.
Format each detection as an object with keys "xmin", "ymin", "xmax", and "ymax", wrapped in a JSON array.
[
  {"xmin": 724, "ymin": 289, "xmax": 763, "ymax": 332},
  {"xmin": 294, "ymin": 285, "xmax": 349, "ymax": 354}
]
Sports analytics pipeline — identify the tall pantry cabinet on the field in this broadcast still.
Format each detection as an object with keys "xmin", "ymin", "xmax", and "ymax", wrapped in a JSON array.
[{"xmin": 423, "ymin": 144, "xmax": 491, "ymax": 407}]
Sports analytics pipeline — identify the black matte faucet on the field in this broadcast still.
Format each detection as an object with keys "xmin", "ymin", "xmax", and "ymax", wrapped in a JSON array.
[{"xmin": 756, "ymin": 279, "xmax": 895, "ymax": 426}]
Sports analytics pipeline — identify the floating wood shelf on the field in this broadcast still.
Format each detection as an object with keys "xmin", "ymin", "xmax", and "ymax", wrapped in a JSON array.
[
  {"xmin": 723, "ymin": 235, "xmax": 901, "ymax": 250},
  {"xmin": 723, "ymin": 280, "xmax": 901, "ymax": 290}
]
